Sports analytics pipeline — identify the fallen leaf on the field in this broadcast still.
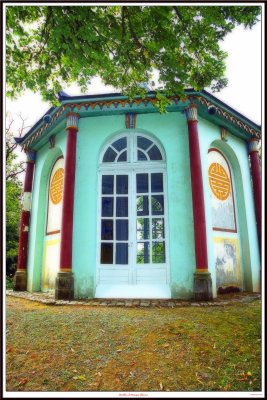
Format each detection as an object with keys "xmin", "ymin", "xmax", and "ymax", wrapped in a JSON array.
[
  {"xmin": 247, "ymin": 371, "xmax": 252, "ymax": 376},
  {"xmin": 117, "ymin": 348, "xmax": 122, "ymax": 353},
  {"xmin": 163, "ymin": 343, "xmax": 170, "ymax": 348},
  {"xmin": 130, "ymin": 361, "xmax": 136, "ymax": 366},
  {"xmin": 70, "ymin": 348, "xmax": 75, "ymax": 353},
  {"xmin": 73, "ymin": 375, "xmax": 86, "ymax": 381},
  {"xmin": 18, "ymin": 378, "xmax": 28, "ymax": 386}
]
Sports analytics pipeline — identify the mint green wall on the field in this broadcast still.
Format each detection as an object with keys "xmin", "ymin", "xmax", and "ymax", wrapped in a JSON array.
[
  {"xmin": 197, "ymin": 116, "xmax": 260, "ymax": 295},
  {"xmin": 27, "ymin": 110, "xmax": 260, "ymax": 298}
]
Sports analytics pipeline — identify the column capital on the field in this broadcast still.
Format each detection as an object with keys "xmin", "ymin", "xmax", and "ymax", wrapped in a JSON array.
[
  {"xmin": 185, "ymin": 103, "xmax": 198, "ymax": 122},
  {"xmin": 24, "ymin": 149, "xmax": 36, "ymax": 163},
  {"xmin": 66, "ymin": 112, "xmax": 80, "ymax": 131},
  {"xmin": 248, "ymin": 138, "xmax": 261, "ymax": 154}
]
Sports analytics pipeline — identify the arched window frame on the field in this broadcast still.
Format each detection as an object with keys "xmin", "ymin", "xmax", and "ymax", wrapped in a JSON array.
[
  {"xmin": 100, "ymin": 132, "xmax": 165, "ymax": 166},
  {"xmin": 208, "ymin": 148, "xmax": 237, "ymax": 233},
  {"xmin": 46, "ymin": 156, "xmax": 64, "ymax": 235}
]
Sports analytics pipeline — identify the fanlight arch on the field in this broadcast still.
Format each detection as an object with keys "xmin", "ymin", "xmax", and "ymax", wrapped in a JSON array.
[{"xmin": 100, "ymin": 132, "xmax": 165, "ymax": 164}]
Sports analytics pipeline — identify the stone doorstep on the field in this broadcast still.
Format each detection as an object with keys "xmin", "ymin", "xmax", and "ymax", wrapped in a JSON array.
[{"xmin": 6, "ymin": 290, "xmax": 261, "ymax": 308}]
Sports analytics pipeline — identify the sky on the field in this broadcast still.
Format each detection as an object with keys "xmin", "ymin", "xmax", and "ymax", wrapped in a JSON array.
[{"xmin": 6, "ymin": 13, "xmax": 262, "ymax": 164}]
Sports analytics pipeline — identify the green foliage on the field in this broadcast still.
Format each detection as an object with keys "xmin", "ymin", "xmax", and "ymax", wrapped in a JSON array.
[
  {"xmin": 6, "ymin": 130, "xmax": 23, "ymax": 276},
  {"xmin": 6, "ymin": 5, "xmax": 261, "ymax": 107},
  {"xmin": 6, "ymin": 179, "xmax": 22, "ymax": 276}
]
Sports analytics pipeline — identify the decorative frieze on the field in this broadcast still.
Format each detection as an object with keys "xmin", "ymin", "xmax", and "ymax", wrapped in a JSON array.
[{"xmin": 21, "ymin": 94, "xmax": 261, "ymax": 150}]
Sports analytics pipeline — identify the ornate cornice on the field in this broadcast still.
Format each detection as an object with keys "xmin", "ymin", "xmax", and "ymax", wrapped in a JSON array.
[
  {"xmin": 197, "ymin": 96, "xmax": 260, "ymax": 139},
  {"xmin": 21, "ymin": 94, "xmax": 260, "ymax": 149}
]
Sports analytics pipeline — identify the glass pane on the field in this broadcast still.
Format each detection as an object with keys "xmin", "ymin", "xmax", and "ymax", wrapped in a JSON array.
[
  {"xmin": 117, "ymin": 150, "xmax": 127, "ymax": 162},
  {"xmin": 116, "ymin": 243, "xmax": 128, "ymax": 264},
  {"xmin": 102, "ymin": 197, "xmax": 113, "ymax": 217},
  {"xmin": 137, "ymin": 218, "xmax": 150, "ymax": 240},
  {"xmin": 137, "ymin": 242, "xmax": 150, "ymax": 264},
  {"xmin": 101, "ymin": 220, "xmax": 113, "ymax": 240},
  {"xmin": 152, "ymin": 218, "xmax": 165, "ymax": 239},
  {"xmin": 103, "ymin": 147, "xmax": 117, "ymax": 162},
  {"xmin": 116, "ymin": 220, "xmax": 128, "ymax": 241},
  {"xmin": 138, "ymin": 150, "xmax": 148, "ymax": 161},
  {"xmin": 151, "ymin": 173, "xmax": 163, "ymax": 193},
  {"xmin": 101, "ymin": 243, "xmax": 113, "ymax": 264},
  {"xmin": 152, "ymin": 242, "xmax": 165, "ymax": 263},
  {"xmin": 102, "ymin": 175, "xmax": 114, "ymax": 194},
  {"xmin": 152, "ymin": 195, "xmax": 164, "ymax": 215},
  {"xmin": 137, "ymin": 196, "xmax": 149, "ymax": 216},
  {"xmin": 116, "ymin": 175, "xmax": 128, "ymax": 194},
  {"xmin": 112, "ymin": 137, "xmax": 127, "ymax": 152},
  {"xmin": 137, "ymin": 136, "xmax": 153, "ymax": 150},
  {"xmin": 116, "ymin": 197, "xmax": 128, "ymax": 217},
  {"xmin": 136, "ymin": 174, "xmax": 148, "ymax": 193},
  {"xmin": 148, "ymin": 145, "xmax": 162, "ymax": 160}
]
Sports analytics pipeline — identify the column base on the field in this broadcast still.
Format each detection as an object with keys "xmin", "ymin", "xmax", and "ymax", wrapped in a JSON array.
[
  {"xmin": 13, "ymin": 270, "xmax": 27, "ymax": 291},
  {"xmin": 193, "ymin": 272, "xmax": 213, "ymax": 301},
  {"xmin": 55, "ymin": 272, "xmax": 74, "ymax": 301}
]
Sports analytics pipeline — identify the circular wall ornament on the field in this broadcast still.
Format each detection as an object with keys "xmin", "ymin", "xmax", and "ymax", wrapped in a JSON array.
[
  {"xmin": 50, "ymin": 168, "xmax": 64, "ymax": 204},
  {"xmin": 209, "ymin": 163, "xmax": 230, "ymax": 201}
]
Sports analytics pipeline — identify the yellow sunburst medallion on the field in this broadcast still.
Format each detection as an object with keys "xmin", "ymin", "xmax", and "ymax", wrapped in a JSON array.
[
  {"xmin": 209, "ymin": 163, "xmax": 230, "ymax": 201},
  {"xmin": 50, "ymin": 168, "xmax": 64, "ymax": 204}
]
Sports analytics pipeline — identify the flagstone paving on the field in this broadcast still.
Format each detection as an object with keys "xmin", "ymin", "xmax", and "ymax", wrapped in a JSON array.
[{"xmin": 6, "ymin": 290, "xmax": 261, "ymax": 307}]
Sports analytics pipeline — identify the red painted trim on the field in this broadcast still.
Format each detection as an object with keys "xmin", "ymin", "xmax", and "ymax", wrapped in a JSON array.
[
  {"xmin": 17, "ymin": 210, "xmax": 31, "ymax": 270},
  {"xmin": 213, "ymin": 227, "xmax": 237, "ymax": 233},
  {"xmin": 45, "ymin": 156, "xmax": 64, "ymax": 235},
  {"xmin": 187, "ymin": 120, "xmax": 208, "ymax": 271},
  {"xmin": 46, "ymin": 230, "xmax": 61, "ymax": 236},
  {"xmin": 17, "ymin": 160, "xmax": 35, "ymax": 272},
  {"xmin": 24, "ymin": 161, "xmax": 35, "ymax": 193},
  {"xmin": 59, "ymin": 128, "xmax": 78, "ymax": 270},
  {"xmin": 250, "ymin": 151, "xmax": 261, "ymax": 253},
  {"xmin": 208, "ymin": 148, "xmax": 237, "ymax": 233}
]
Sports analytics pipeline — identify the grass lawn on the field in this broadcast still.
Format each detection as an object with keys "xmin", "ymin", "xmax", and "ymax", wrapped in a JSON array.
[{"xmin": 6, "ymin": 296, "xmax": 261, "ymax": 393}]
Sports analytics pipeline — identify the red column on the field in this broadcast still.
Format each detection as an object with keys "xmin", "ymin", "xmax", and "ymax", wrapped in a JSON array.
[
  {"xmin": 55, "ymin": 112, "xmax": 80, "ymax": 300},
  {"xmin": 248, "ymin": 139, "xmax": 261, "ymax": 254},
  {"xmin": 185, "ymin": 103, "xmax": 212, "ymax": 300},
  {"xmin": 14, "ymin": 150, "xmax": 36, "ymax": 291}
]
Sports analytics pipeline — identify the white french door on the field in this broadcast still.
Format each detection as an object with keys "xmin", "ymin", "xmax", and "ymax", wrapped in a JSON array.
[
  {"xmin": 95, "ymin": 132, "xmax": 170, "ymax": 298},
  {"xmin": 96, "ymin": 168, "xmax": 170, "ymax": 298}
]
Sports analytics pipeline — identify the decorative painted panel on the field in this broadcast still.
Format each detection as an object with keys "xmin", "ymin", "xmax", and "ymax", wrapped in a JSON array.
[
  {"xmin": 214, "ymin": 237, "xmax": 242, "ymax": 288},
  {"xmin": 42, "ymin": 238, "xmax": 60, "ymax": 290},
  {"xmin": 46, "ymin": 157, "xmax": 64, "ymax": 234},
  {"xmin": 208, "ymin": 149, "xmax": 236, "ymax": 231}
]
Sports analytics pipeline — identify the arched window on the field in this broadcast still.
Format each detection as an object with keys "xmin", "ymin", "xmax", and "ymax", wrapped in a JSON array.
[
  {"xmin": 102, "ymin": 135, "xmax": 164, "ymax": 163},
  {"xmin": 208, "ymin": 148, "xmax": 236, "ymax": 232},
  {"xmin": 46, "ymin": 157, "xmax": 64, "ymax": 234}
]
